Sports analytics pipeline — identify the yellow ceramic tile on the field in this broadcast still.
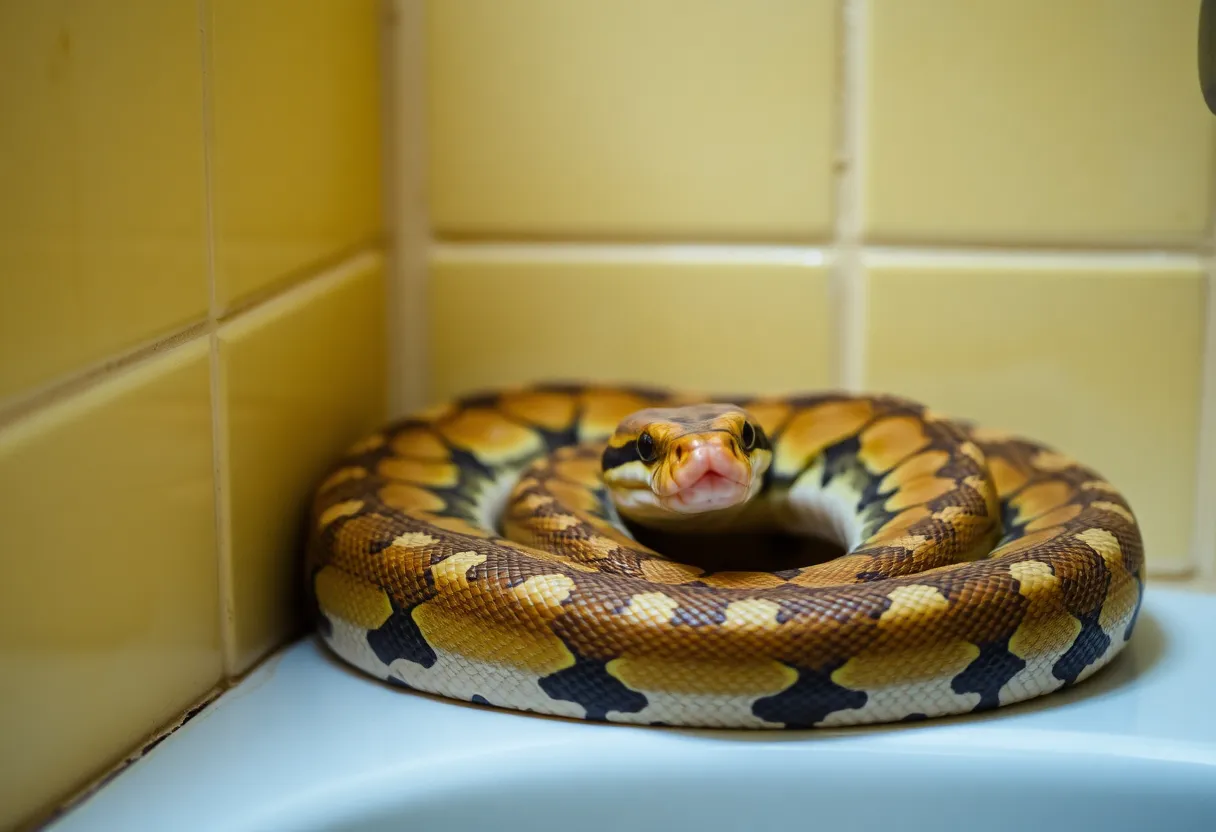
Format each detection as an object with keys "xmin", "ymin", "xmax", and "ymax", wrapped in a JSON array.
[
  {"xmin": 0, "ymin": 1, "xmax": 208, "ymax": 402},
  {"xmin": 428, "ymin": 0, "xmax": 838, "ymax": 240},
  {"xmin": 864, "ymin": 261, "xmax": 1205, "ymax": 574},
  {"xmin": 219, "ymin": 254, "xmax": 386, "ymax": 672},
  {"xmin": 864, "ymin": 1, "xmax": 1215, "ymax": 245},
  {"xmin": 0, "ymin": 340, "xmax": 220, "ymax": 831},
  {"xmin": 429, "ymin": 257, "xmax": 834, "ymax": 402},
  {"xmin": 209, "ymin": 0, "xmax": 383, "ymax": 310}
]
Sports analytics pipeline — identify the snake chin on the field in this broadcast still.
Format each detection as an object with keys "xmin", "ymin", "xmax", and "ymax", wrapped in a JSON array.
[{"xmin": 661, "ymin": 471, "xmax": 750, "ymax": 514}]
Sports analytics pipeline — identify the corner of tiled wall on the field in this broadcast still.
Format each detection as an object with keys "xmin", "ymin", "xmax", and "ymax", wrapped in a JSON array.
[
  {"xmin": 396, "ymin": 0, "xmax": 1216, "ymax": 592},
  {"xmin": 0, "ymin": 2, "xmax": 386, "ymax": 828}
]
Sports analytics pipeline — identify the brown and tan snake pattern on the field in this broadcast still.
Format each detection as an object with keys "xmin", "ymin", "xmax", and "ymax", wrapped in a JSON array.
[{"xmin": 305, "ymin": 384, "xmax": 1144, "ymax": 729}]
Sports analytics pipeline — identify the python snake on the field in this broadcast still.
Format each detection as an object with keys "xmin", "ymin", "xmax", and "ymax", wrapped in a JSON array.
[{"xmin": 305, "ymin": 384, "xmax": 1144, "ymax": 729}]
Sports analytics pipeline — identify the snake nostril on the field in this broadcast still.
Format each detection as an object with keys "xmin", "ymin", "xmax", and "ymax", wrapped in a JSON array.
[{"xmin": 674, "ymin": 445, "xmax": 685, "ymax": 462}]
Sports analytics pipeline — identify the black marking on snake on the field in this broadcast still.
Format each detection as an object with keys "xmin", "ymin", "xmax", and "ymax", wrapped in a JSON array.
[
  {"xmin": 1053, "ymin": 609, "xmax": 1111, "ymax": 684},
  {"xmin": 538, "ymin": 424, "xmax": 581, "ymax": 452},
  {"xmin": 454, "ymin": 391, "xmax": 503, "ymax": 410},
  {"xmin": 900, "ymin": 713, "xmax": 928, "ymax": 723},
  {"xmin": 537, "ymin": 648, "xmax": 648, "ymax": 721},
  {"xmin": 589, "ymin": 485, "xmax": 619, "ymax": 522},
  {"xmin": 532, "ymin": 381, "xmax": 590, "ymax": 395},
  {"xmin": 445, "ymin": 446, "xmax": 497, "ymax": 481},
  {"xmin": 367, "ymin": 602, "xmax": 438, "ymax": 669},
  {"xmin": 388, "ymin": 416, "xmax": 437, "ymax": 434},
  {"xmin": 752, "ymin": 662, "xmax": 867, "ymax": 728},
  {"xmin": 386, "ymin": 675, "xmax": 412, "ymax": 690},
  {"xmin": 951, "ymin": 640, "xmax": 1026, "ymax": 710},
  {"xmin": 1000, "ymin": 491, "xmax": 1029, "ymax": 534},
  {"xmin": 622, "ymin": 383, "xmax": 674, "ymax": 401},
  {"xmin": 783, "ymin": 392, "xmax": 849, "ymax": 411},
  {"xmin": 316, "ymin": 610, "xmax": 334, "ymax": 639},
  {"xmin": 305, "ymin": 555, "xmax": 335, "ymax": 637},
  {"xmin": 601, "ymin": 441, "xmax": 642, "ymax": 471},
  {"xmin": 471, "ymin": 694, "xmax": 491, "ymax": 706},
  {"xmin": 820, "ymin": 436, "xmax": 864, "ymax": 488},
  {"xmin": 1123, "ymin": 570, "xmax": 1145, "ymax": 642}
]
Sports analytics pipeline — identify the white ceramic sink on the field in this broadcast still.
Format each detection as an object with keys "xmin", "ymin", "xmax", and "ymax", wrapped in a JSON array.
[{"xmin": 50, "ymin": 587, "xmax": 1216, "ymax": 832}]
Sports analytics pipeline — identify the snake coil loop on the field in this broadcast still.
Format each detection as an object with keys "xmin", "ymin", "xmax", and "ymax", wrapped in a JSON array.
[{"xmin": 306, "ymin": 384, "xmax": 1143, "ymax": 729}]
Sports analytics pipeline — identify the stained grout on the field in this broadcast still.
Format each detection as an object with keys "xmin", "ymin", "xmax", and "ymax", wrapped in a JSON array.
[
  {"xmin": 197, "ymin": 0, "xmax": 239, "ymax": 676},
  {"xmin": 41, "ymin": 684, "xmax": 228, "ymax": 831}
]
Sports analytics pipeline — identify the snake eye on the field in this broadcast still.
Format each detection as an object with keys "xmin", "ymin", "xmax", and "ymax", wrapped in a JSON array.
[
  {"xmin": 740, "ymin": 421, "xmax": 757, "ymax": 451},
  {"xmin": 636, "ymin": 431, "xmax": 658, "ymax": 463}
]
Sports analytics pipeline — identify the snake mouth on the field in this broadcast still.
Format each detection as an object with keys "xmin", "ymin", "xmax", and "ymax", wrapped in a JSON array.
[
  {"xmin": 643, "ymin": 428, "xmax": 755, "ymax": 516},
  {"xmin": 661, "ymin": 470, "xmax": 751, "ymax": 514}
]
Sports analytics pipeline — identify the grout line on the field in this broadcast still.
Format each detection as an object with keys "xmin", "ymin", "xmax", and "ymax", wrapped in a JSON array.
[
  {"xmin": 386, "ymin": 0, "xmax": 432, "ymax": 417},
  {"xmin": 1193, "ymin": 162, "xmax": 1216, "ymax": 580},
  {"xmin": 428, "ymin": 240, "xmax": 1207, "ymax": 268},
  {"xmin": 834, "ymin": 0, "xmax": 866, "ymax": 392},
  {"xmin": 0, "ymin": 320, "xmax": 211, "ymax": 431},
  {"xmin": 1145, "ymin": 561, "xmax": 1200, "ymax": 580},
  {"xmin": 210, "ymin": 339, "xmax": 237, "ymax": 675},
  {"xmin": 197, "ymin": 0, "xmax": 238, "ymax": 676},
  {"xmin": 433, "ymin": 235, "xmax": 1213, "ymax": 254},
  {"xmin": 42, "ymin": 684, "xmax": 228, "ymax": 831},
  {"xmin": 0, "ymin": 245, "xmax": 387, "ymax": 436},
  {"xmin": 217, "ymin": 248, "xmax": 385, "ymax": 336},
  {"xmin": 199, "ymin": 0, "xmax": 218, "ymax": 328},
  {"xmin": 861, "ymin": 246, "xmax": 1207, "ymax": 269},
  {"xmin": 1195, "ymin": 260, "xmax": 1216, "ymax": 581},
  {"xmin": 431, "ymin": 241, "xmax": 831, "ymax": 265},
  {"xmin": 213, "ymin": 240, "xmax": 383, "ymax": 324}
]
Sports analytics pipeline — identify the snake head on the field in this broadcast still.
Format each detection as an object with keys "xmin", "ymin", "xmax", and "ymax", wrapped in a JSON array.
[{"xmin": 601, "ymin": 404, "xmax": 773, "ymax": 525}]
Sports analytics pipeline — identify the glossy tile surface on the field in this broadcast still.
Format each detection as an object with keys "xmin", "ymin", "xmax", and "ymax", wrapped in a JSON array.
[
  {"xmin": 864, "ymin": 1, "xmax": 1214, "ymax": 245},
  {"xmin": 428, "ymin": 257, "xmax": 834, "ymax": 402},
  {"xmin": 219, "ymin": 256, "xmax": 386, "ymax": 673},
  {"xmin": 209, "ymin": 0, "xmax": 383, "ymax": 309},
  {"xmin": 0, "ymin": 0, "xmax": 208, "ymax": 401},
  {"xmin": 427, "ymin": 0, "xmax": 838, "ymax": 240},
  {"xmin": 0, "ymin": 341, "xmax": 221, "ymax": 830},
  {"xmin": 865, "ymin": 261, "xmax": 1205, "ymax": 573}
]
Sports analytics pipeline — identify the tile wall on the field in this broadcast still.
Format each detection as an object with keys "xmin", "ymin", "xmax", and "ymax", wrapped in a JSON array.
[
  {"xmin": 0, "ymin": 1, "xmax": 385, "ymax": 828},
  {"xmin": 395, "ymin": 0, "xmax": 1216, "ymax": 584}
]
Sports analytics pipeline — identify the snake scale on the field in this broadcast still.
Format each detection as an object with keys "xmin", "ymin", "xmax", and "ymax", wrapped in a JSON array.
[{"xmin": 305, "ymin": 383, "xmax": 1144, "ymax": 729}]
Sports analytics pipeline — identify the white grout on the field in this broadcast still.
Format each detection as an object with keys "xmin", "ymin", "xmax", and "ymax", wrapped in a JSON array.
[
  {"xmin": 426, "ymin": 240, "xmax": 1210, "ymax": 269},
  {"xmin": 834, "ymin": 0, "xmax": 867, "ymax": 392},
  {"xmin": 430, "ymin": 241, "xmax": 831, "ymax": 266},
  {"xmin": 862, "ymin": 246, "xmax": 1208, "ymax": 270},
  {"xmin": 385, "ymin": 0, "xmax": 432, "ymax": 417}
]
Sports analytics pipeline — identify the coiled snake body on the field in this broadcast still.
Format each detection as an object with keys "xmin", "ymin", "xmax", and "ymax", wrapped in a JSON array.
[{"xmin": 306, "ymin": 384, "xmax": 1144, "ymax": 729}]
